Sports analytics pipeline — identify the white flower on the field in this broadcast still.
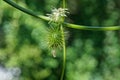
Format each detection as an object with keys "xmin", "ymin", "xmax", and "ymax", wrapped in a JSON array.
[{"xmin": 47, "ymin": 8, "xmax": 69, "ymax": 23}]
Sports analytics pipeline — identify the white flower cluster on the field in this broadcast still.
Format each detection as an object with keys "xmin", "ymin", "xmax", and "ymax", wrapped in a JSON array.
[{"xmin": 47, "ymin": 8, "xmax": 69, "ymax": 23}]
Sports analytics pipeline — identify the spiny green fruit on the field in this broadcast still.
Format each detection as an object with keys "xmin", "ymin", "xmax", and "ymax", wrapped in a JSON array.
[
  {"xmin": 46, "ymin": 26, "xmax": 67, "ymax": 57},
  {"xmin": 47, "ymin": 27, "xmax": 63, "ymax": 49}
]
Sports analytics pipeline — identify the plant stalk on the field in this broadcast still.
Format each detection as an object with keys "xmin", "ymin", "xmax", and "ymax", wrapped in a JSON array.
[
  {"xmin": 3, "ymin": 0, "xmax": 49, "ymax": 21},
  {"xmin": 3, "ymin": 0, "xmax": 120, "ymax": 31},
  {"xmin": 60, "ymin": 25, "xmax": 66, "ymax": 80},
  {"xmin": 60, "ymin": 0, "xmax": 67, "ymax": 80},
  {"xmin": 64, "ymin": 23, "xmax": 120, "ymax": 30},
  {"xmin": 63, "ymin": 0, "xmax": 66, "ymax": 8}
]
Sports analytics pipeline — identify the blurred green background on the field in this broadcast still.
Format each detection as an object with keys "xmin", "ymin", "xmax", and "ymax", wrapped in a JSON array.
[{"xmin": 0, "ymin": 0, "xmax": 120, "ymax": 80}]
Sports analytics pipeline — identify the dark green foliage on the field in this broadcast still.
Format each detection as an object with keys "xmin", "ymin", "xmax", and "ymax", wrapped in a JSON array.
[{"xmin": 0, "ymin": 0, "xmax": 120, "ymax": 80}]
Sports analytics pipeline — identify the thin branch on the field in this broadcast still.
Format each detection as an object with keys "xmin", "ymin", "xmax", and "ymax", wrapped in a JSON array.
[
  {"xmin": 60, "ymin": 0, "xmax": 66, "ymax": 80},
  {"xmin": 3, "ymin": 0, "xmax": 49, "ymax": 21},
  {"xmin": 63, "ymin": 0, "xmax": 66, "ymax": 8},
  {"xmin": 3, "ymin": 0, "xmax": 120, "ymax": 31},
  {"xmin": 60, "ymin": 25, "xmax": 66, "ymax": 80},
  {"xmin": 64, "ymin": 23, "xmax": 120, "ymax": 30}
]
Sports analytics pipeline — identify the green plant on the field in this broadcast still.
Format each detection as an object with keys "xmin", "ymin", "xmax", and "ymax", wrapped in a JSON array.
[{"xmin": 3, "ymin": 0, "xmax": 120, "ymax": 80}]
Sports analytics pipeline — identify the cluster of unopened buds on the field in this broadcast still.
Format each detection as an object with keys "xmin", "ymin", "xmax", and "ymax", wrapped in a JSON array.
[{"xmin": 47, "ymin": 8, "xmax": 69, "ymax": 23}]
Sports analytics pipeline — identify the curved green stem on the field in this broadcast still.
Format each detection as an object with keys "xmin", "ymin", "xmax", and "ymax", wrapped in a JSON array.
[
  {"xmin": 3, "ymin": 0, "xmax": 49, "ymax": 21},
  {"xmin": 3, "ymin": 0, "xmax": 120, "ymax": 31},
  {"xmin": 63, "ymin": 0, "xmax": 66, "ymax": 8},
  {"xmin": 64, "ymin": 23, "xmax": 120, "ymax": 30},
  {"xmin": 60, "ymin": 25, "xmax": 66, "ymax": 80},
  {"xmin": 60, "ymin": 1, "xmax": 66, "ymax": 80}
]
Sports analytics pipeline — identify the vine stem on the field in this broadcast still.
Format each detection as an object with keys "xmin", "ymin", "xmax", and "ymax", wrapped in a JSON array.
[
  {"xmin": 3, "ymin": 0, "xmax": 120, "ymax": 31},
  {"xmin": 60, "ymin": 25, "xmax": 66, "ymax": 80},
  {"xmin": 64, "ymin": 23, "xmax": 120, "ymax": 30},
  {"xmin": 3, "ymin": 0, "xmax": 50, "ymax": 21},
  {"xmin": 63, "ymin": 0, "xmax": 66, "ymax": 8},
  {"xmin": 60, "ymin": 0, "xmax": 67, "ymax": 80}
]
